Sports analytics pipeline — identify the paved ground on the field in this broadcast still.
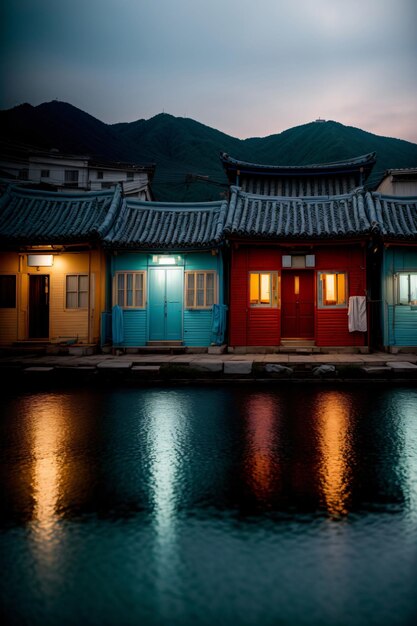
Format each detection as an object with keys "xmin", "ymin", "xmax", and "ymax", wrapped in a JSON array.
[{"xmin": 1, "ymin": 350, "xmax": 417, "ymax": 384}]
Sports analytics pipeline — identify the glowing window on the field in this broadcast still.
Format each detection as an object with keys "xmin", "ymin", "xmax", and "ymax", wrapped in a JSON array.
[
  {"xmin": 249, "ymin": 272, "xmax": 279, "ymax": 307},
  {"xmin": 115, "ymin": 272, "xmax": 145, "ymax": 308},
  {"xmin": 318, "ymin": 272, "xmax": 347, "ymax": 307},
  {"xmin": 398, "ymin": 273, "xmax": 417, "ymax": 305}
]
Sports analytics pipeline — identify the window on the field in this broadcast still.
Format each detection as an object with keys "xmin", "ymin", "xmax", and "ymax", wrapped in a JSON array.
[
  {"xmin": 318, "ymin": 272, "xmax": 347, "ymax": 307},
  {"xmin": 0, "ymin": 275, "xmax": 16, "ymax": 308},
  {"xmin": 18, "ymin": 169, "xmax": 28, "ymax": 180},
  {"xmin": 126, "ymin": 171, "xmax": 134, "ymax": 181},
  {"xmin": 41, "ymin": 169, "xmax": 50, "ymax": 178},
  {"xmin": 398, "ymin": 272, "xmax": 417, "ymax": 305},
  {"xmin": 97, "ymin": 171, "xmax": 104, "ymax": 179},
  {"xmin": 249, "ymin": 272, "xmax": 279, "ymax": 307},
  {"xmin": 185, "ymin": 271, "xmax": 216, "ymax": 308},
  {"xmin": 115, "ymin": 272, "xmax": 145, "ymax": 308},
  {"xmin": 64, "ymin": 170, "xmax": 79, "ymax": 188},
  {"xmin": 66, "ymin": 274, "xmax": 88, "ymax": 308}
]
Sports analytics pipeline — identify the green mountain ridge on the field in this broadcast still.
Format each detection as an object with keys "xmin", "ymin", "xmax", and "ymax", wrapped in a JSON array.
[{"xmin": 1, "ymin": 101, "xmax": 417, "ymax": 201}]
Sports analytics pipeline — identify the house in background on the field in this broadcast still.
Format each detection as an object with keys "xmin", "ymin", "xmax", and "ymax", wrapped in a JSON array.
[
  {"xmin": 102, "ymin": 197, "xmax": 228, "ymax": 350},
  {"xmin": 220, "ymin": 152, "xmax": 376, "ymax": 196},
  {"xmin": 224, "ymin": 186, "xmax": 373, "ymax": 351},
  {"xmin": 0, "ymin": 185, "xmax": 121, "ymax": 349},
  {"xmin": 0, "ymin": 142, "xmax": 155, "ymax": 199},
  {"xmin": 375, "ymin": 168, "xmax": 417, "ymax": 197},
  {"xmin": 368, "ymin": 192, "xmax": 417, "ymax": 351}
]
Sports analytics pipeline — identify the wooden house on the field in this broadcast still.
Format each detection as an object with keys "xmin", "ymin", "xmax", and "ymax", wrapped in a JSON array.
[
  {"xmin": 368, "ymin": 192, "xmax": 417, "ymax": 350},
  {"xmin": 102, "ymin": 197, "xmax": 228, "ymax": 349},
  {"xmin": 0, "ymin": 185, "xmax": 121, "ymax": 348},
  {"xmin": 220, "ymin": 152, "xmax": 376, "ymax": 196},
  {"xmin": 224, "ymin": 187, "xmax": 373, "ymax": 350},
  {"xmin": 375, "ymin": 168, "xmax": 417, "ymax": 197}
]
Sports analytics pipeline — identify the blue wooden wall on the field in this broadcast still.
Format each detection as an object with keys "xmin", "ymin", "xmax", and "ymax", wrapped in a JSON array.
[
  {"xmin": 108, "ymin": 251, "xmax": 224, "ymax": 347},
  {"xmin": 382, "ymin": 247, "xmax": 417, "ymax": 347}
]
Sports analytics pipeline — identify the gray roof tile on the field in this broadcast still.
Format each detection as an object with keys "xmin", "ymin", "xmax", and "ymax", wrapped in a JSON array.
[
  {"xmin": 104, "ymin": 198, "xmax": 228, "ymax": 249},
  {"xmin": 224, "ymin": 187, "xmax": 372, "ymax": 239},
  {"xmin": 0, "ymin": 185, "xmax": 121, "ymax": 244}
]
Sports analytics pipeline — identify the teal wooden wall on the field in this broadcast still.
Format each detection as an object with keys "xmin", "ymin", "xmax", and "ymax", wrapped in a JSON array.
[
  {"xmin": 108, "ymin": 251, "xmax": 224, "ymax": 347},
  {"xmin": 382, "ymin": 247, "xmax": 417, "ymax": 347}
]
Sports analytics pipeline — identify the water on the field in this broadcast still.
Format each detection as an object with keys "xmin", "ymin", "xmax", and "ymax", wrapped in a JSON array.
[{"xmin": 1, "ymin": 385, "xmax": 417, "ymax": 626}]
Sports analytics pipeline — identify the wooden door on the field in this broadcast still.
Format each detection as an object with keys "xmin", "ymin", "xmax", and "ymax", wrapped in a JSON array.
[
  {"xmin": 281, "ymin": 271, "xmax": 314, "ymax": 338},
  {"xmin": 148, "ymin": 268, "xmax": 183, "ymax": 341}
]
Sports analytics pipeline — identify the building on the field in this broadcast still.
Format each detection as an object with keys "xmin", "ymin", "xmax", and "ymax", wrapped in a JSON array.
[
  {"xmin": 102, "ymin": 197, "xmax": 228, "ymax": 349},
  {"xmin": 220, "ymin": 152, "xmax": 376, "ymax": 196},
  {"xmin": 0, "ymin": 142, "xmax": 155, "ymax": 199},
  {"xmin": 375, "ymin": 168, "xmax": 417, "ymax": 197},
  {"xmin": 368, "ymin": 192, "xmax": 417, "ymax": 351},
  {"xmin": 0, "ymin": 185, "xmax": 121, "ymax": 347},
  {"xmin": 224, "ymin": 187, "xmax": 372, "ymax": 350}
]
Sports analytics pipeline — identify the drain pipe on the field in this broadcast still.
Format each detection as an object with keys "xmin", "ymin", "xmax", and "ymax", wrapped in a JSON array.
[{"xmin": 88, "ymin": 248, "xmax": 92, "ymax": 344}]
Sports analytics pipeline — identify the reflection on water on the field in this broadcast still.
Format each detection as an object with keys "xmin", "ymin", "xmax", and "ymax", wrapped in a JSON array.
[
  {"xmin": 1, "ymin": 385, "xmax": 417, "ymax": 626},
  {"xmin": 245, "ymin": 395, "xmax": 279, "ymax": 503},
  {"xmin": 315, "ymin": 391, "xmax": 353, "ymax": 517}
]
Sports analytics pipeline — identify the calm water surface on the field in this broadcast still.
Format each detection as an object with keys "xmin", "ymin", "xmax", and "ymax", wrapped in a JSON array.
[{"xmin": 1, "ymin": 385, "xmax": 417, "ymax": 626}]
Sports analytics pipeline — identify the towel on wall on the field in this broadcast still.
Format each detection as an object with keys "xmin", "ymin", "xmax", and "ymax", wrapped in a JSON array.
[
  {"xmin": 112, "ymin": 304, "xmax": 124, "ymax": 345},
  {"xmin": 348, "ymin": 296, "xmax": 367, "ymax": 333}
]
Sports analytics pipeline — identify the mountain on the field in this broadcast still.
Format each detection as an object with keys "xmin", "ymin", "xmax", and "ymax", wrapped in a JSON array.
[{"xmin": 1, "ymin": 101, "xmax": 417, "ymax": 201}]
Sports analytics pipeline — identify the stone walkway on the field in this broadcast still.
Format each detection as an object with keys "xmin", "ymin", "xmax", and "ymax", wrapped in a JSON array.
[{"xmin": 1, "ymin": 350, "xmax": 417, "ymax": 383}]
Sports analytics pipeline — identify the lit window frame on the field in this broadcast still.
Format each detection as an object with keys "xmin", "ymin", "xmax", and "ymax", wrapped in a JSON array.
[
  {"xmin": 114, "ymin": 271, "xmax": 146, "ymax": 309},
  {"xmin": 185, "ymin": 271, "xmax": 217, "ymax": 309},
  {"xmin": 249, "ymin": 271, "xmax": 279, "ymax": 308},
  {"xmin": 65, "ymin": 274, "xmax": 89, "ymax": 309},
  {"xmin": 397, "ymin": 271, "xmax": 417, "ymax": 305},
  {"xmin": 317, "ymin": 271, "xmax": 348, "ymax": 308}
]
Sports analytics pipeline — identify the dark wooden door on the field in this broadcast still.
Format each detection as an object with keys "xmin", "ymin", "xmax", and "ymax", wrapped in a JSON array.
[
  {"xmin": 29, "ymin": 275, "xmax": 49, "ymax": 338},
  {"xmin": 281, "ymin": 271, "xmax": 314, "ymax": 338}
]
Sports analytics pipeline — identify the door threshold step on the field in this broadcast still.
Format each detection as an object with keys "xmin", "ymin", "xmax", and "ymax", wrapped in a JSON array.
[{"xmin": 147, "ymin": 341, "xmax": 183, "ymax": 346}]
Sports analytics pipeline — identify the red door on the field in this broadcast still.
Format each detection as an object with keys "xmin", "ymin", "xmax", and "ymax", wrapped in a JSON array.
[{"xmin": 281, "ymin": 271, "xmax": 314, "ymax": 338}]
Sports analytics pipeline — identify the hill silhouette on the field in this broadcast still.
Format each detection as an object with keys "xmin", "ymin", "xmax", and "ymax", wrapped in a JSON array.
[{"xmin": 1, "ymin": 101, "xmax": 417, "ymax": 200}]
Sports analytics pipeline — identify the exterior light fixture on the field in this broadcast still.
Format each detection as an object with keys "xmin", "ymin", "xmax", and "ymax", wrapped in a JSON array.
[{"xmin": 27, "ymin": 254, "xmax": 54, "ymax": 267}]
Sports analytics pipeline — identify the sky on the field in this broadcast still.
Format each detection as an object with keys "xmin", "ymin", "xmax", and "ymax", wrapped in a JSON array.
[{"xmin": 1, "ymin": 0, "xmax": 416, "ymax": 142}]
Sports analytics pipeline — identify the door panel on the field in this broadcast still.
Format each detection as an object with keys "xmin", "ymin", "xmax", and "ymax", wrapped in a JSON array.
[
  {"xmin": 149, "ymin": 268, "xmax": 183, "ymax": 341},
  {"xmin": 281, "ymin": 271, "xmax": 314, "ymax": 338},
  {"xmin": 29, "ymin": 274, "xmax": 49, "ymax": 338}
]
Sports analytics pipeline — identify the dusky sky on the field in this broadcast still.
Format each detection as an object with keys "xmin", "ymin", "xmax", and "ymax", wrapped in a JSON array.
[{"xmin": 1, "ymin": 0, "xmax": 416, "ymax": 142}]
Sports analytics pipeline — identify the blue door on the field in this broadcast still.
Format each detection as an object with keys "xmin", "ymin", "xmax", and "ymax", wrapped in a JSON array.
[{"xmin": 149, "ymin": 268, "xmax": 183, "ymax": 341}]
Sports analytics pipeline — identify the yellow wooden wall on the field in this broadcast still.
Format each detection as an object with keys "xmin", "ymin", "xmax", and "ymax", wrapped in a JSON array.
[{"xmin": 0, "ymin": 250, "xmax": 106, "ymax": 345}]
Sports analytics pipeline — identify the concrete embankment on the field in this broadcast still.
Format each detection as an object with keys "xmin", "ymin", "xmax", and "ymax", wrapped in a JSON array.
[{"xmin": 1, "ymin": 352, "xmax": 417, "ymax": 387}]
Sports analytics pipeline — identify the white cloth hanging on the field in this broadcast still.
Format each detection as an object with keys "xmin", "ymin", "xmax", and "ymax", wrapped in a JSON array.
[{"xmin": 348, "ymin": 296, "xmax": 367, "ymax": 332}]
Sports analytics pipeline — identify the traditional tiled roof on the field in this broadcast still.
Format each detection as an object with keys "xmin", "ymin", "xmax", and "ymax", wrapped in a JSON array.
[
  {"xmin": 0, "ymin": 185, "xmax": 121, "ymax": 245},
  {"xmin": 367, "ymin": 193, "xmax": 417, "ymax": 240},
  {"xmin": 103, "ymin": 197, "xmax": 228, "ymax": 249},
  {"xmin": 220, "ymin": 152, "xmax": 376, "ymax": 196},
  {"xmin": 224, "ymin": 187, "xmax": 372, "ymax": 239},
  {"xmin": 220, "ymin": 152, "xmax": 376, "ymax": 174}
]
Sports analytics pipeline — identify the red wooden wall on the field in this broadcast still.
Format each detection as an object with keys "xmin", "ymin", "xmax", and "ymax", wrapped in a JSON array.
[{"xmin": 229, "ymin": 243, "xmax": 366, "ymax": 347}]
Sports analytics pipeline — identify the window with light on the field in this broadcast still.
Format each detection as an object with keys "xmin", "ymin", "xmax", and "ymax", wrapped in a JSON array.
[
  {"xmin": 398, "ymin": 272, "xmax": 417, "ymax": 305},
  {"xmin": 115, "ymin": 272, "xmax": 145, "ymax": 308},
  {"xmin": 249, "ymin": 272, "xmax": 279, "ymax": 307},
  {"xmin": 185, "ymin": 272, "xmax": 216, "ymax": 308},
  {"xmin": 318, "ymin": 272, "xmax": 347, "ymax": 307}
]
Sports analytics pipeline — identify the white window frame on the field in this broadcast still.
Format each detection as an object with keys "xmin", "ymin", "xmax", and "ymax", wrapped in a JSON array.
[
  {"xmin": 114, "ymin": 271, "xmax": 146, "ymax": 309},
  {"xmin": 397, "ymin": 271, "xmax": 417, "ymax": 305},
  {"xmin": 185, "ymin": 271, "xmax": 217, "ymax": 309},
  {"xmin": 317, "ymin": 271, "xmax": 348, "ymax": 308},
  {"xmin": 249, "ymin": 271, "xmax": 279, "ymax": 308},
  {"xmin": 65, "ymin": 274, "xmax": 89, "ymax": 309}
]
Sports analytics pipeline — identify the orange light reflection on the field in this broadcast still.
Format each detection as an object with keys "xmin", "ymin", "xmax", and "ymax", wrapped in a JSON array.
[
  {"xmin": 245, "ymin": 395, "xmax": 278, "ymax": 502},
  {"xmin": 316, "ymin": 392, "xmax": 352, "ymax": 517}
]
